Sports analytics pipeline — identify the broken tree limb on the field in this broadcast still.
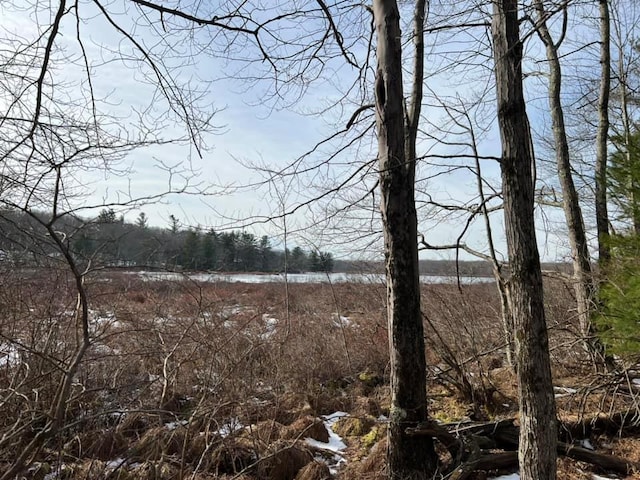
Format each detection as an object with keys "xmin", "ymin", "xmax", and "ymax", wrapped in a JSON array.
[
  {"xmin": 406, "ymin": 414, "xmax": 640, "ymax": 476},
  {"xmin": 406, "ymin": 420, "xmax": 463, "ymax": 461},
  {"xmin": 560, "ymin": 408, "xmax": 640, "ymax": 439},
  {"xmin": 558, "ymin": 442, "xmax": 637, "ymax": 475}
]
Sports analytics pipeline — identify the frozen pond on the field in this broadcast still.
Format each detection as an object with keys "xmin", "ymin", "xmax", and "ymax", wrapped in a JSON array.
[{"xmin": 134, "ymin": 271, "xmax": 490, "ymax": 284}]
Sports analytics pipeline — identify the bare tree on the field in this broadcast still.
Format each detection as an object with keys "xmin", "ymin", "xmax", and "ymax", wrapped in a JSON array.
[
  {"xmin": 373, "ymin": 0, "xmax": 438, "ymax": 478},
  {"xmin": 0, "ymin": 1, "xmax": 216, "ymax": 476},
  {"xmin": 491, "ymin": 0, "xmax": 557, "ymax": 478},
  {"xmin": 596, "ymin": 0, "xmax": 612, "ymax": 265},
  {"xmin": 531, "ymin": 0, "xmax": 607, "ymax": 366}
]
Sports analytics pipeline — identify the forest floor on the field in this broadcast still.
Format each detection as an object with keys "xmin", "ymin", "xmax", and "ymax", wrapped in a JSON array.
[{"xmin": 1, "ymin": 271, "xmax": 639, "ymax": 479}]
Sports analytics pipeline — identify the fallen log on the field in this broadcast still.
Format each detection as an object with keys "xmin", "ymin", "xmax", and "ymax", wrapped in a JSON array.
[
  {"xmin": 560, "ymin": 408, "xmax": 640, "ymax": 439},
  {"xmin": 406, "ymin": 414, "xmax": 640, "ymax": 477},
  {"xmin": 448, "ymin": 452, "xmax": 518, "ymax": 480},
  {"xmin": 558, "ymin": 442, "xmax": 637, "ymax": 475}
]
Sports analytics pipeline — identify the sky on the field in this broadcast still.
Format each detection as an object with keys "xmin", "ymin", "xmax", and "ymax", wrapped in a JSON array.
[{"xmin": 0, "ymin": 0, "xmax": 629, "ymax": 262}]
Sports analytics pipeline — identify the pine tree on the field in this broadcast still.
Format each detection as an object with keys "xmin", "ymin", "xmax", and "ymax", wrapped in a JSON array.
[{"xmin": 609, "ymin": 129, "xmax": 640, "ymax": 233}]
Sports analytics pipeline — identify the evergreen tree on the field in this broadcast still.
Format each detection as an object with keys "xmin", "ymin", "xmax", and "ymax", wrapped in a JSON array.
[
  {"xmin": 169, "ymin": 215, "xmax": 180, "ymax": 234},
  {"xmin": 597, "ymin": 234, "xmax": 640, "ymax": 355},
  {"xmin": 201, "ymin": 229, "xmax": 217, "ymax": 270},
  {"xmin": 308, "ymin": 250, "xmax": 321, "ymax": 272},
  {"xmin": 290, "ymin": 246, "xmax": 307, "ymax": 272},
  {"xmin": 598, "ymin": 127, "xmax": 640, "ymax": 356},
  {"xmin": 97, "ymin": 208, "xmax": 117, "ymax": 224},
  {"xmin": 319, "ymin": 251, "xmax": 334, "ymax": 272},
  {"xmin": 219, "ymin": 232, "xmax": 237, "ymax": 270},
  {"xmin": 136, "ymin": 212, "xmax": 149, "ymax": 229},
  {"xmin": 237, "ymin": 232, "xmax": 257, "ymax": 271},
  {"xmin": 259, "ymin": 235, "xmax": 274, "ymax": 271},
  {"xmin": 608, "ymin": 129, "xmax": 640, "ymax": 233},
  {"xmin": 181, "ymin": 228, "xmax": 201, "ymax": 270}
]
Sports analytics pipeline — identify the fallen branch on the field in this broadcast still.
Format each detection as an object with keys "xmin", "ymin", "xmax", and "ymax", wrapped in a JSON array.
[
  {"xmin": 406, "ymin": 413, "xmax": 640, "ymax": 477},
  {"xmin": 560, "ymin": 408, "xmax": 640, "ymax": 439}
]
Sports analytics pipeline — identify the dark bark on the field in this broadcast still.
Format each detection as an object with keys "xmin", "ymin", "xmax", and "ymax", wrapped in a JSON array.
[
  {"xmin": 596, "ymin": 0, "xmax": 611, "ymax": 265},
  {"xmin": 408, "ymin": 416, "xmax": 639, "ymax": 478},
  {"xmin": 491, "ymin": 0, "xmax": 557, "ymax": 478},
  {"xmin": 373, "ymin": 0, "xmax": 438, "ymax": 478}
]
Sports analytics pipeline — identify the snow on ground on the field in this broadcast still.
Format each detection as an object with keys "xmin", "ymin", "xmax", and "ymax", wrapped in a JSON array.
[
  {"xmin": 331, "ymin": 313, "xmax": 352, "ymax": 327},
  {"xmin": 217, "ymin": 417, "xmax": 243, "ymax": 437},
  {"xmin": 90, "ymin": 310, "xmax": 121, "ymax": 328},
  {"xmin": 490, "ymin": 471, "xmax": 619, "ymax": 479},
  {"xmin": 261, "ymin": 314, "xmax": 279, "ymax": 339},
  {"xmin": 164, "ymin": 420, "xmax": 188, "ymax": 430},
  {"xmin": 135, "ymin": 271, "xmax": 490, "ymax": 285},
  {"xmin": 305, "ymin": 411, "xmax": 349, "ymax": 474},
  {"xmin": 579, "ymin": 438, "xmax": 595, "ymax": 450},
  {"xmin": 554, "ymin": 386, "xmax": 578, "ymax": 398},
  {"xmin": 0, "ymin": 343, "xmax": 20, "ymax": 367}
]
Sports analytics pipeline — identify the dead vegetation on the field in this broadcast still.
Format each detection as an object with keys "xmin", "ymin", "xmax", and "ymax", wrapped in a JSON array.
[{"xmin": 0, "ymin": 270, "xmax": 639, "ymax": 478}]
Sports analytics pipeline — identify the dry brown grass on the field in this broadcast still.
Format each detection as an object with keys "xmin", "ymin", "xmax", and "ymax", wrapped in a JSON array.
[
  {"xmin": 256, "ymin": 441, "xmax": 314, "ymax": 480},
  {"xmin": 294, "ymin": 460, "xmax": 332, "ymax": 480},
  {"xmin": 2, "ymin": 269, "xmax": 640, "ymax": 479},
  {"xmin": 340, "ymin": 437, "xmax": 387, "ymax": 480}
]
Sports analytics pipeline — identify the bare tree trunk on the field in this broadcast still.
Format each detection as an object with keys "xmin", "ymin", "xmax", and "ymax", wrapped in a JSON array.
[
  {"xmin": 532, "ymin": 0, "xmax": 605, "ymax": 367},
  {"xmin": 373, "ymin": 0, "xmax": 438, "ymax": 478},
  {"xmin": 596, "ymin": 0, "xmax": 611, "ymax": 265},
  {"xmin": 491, "ymin": 0, "xmax": 557, "ymax": 478},
  {"xmin": 617, "ymin": 43, "xmax": 638, "ymax": 234}
]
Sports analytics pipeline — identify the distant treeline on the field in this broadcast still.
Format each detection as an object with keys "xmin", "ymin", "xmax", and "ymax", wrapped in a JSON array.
[
  {"xmin": 0, "ymin": 208, "xmax": 334, "ymax": 273},
  {"xmin": 0, "ymin": 208, "xmax": 572, "ymax": 276},
  {"xmin": 333, "ymin": 259, "xmax": 572, "ymax": 277}
]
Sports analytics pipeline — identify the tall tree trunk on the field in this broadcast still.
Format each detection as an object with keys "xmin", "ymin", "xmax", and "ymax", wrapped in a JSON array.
[
  {"xmin": 491, "ymin": 0, "xmax": 557, "ymax": 479},
  {"xmin": 596, "ymin": 0, "xmax": 611, "ymax": 265},
  {"xmin": 533, "ymin": 0, "xmax": 605, "ymax": 367},
  {"xmin": 373, "ymin": 1, "xmax": 438, "ymax": 478},
  {"xmin": 618, "ymin": 45, "xmax": 639, "ymax": 234}
]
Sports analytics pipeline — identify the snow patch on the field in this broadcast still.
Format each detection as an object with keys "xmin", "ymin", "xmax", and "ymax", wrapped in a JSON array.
[
  {"xmin": 220, "ymin": 305, "xmax": 245, "ymax": 318},
  {"xmin": 218, "ymin": 417, "xmax": 243, "ymax": 437},
  {"xmin": 579, "ymin": 438, "xmax": 595, "ymax": 450},
  {"xmin": 332, "ymin": 314, "xmax": 352, "ymax": 327},
  {"xmin": 305, "ymin": 412, "xmax": 349, "ymax": 474},
  {"xmin": 554, "ymin": 386, "xmax": 578, "ymax": 398},
  {"xmin": 135, "ymin": 271, "xmax": 490, "ymax": 285},
  {"xmin": 261, "ymin": 314, "xmax": 279, "ymax": 339},
  {"xmin": 105, "ymin": 458, "xmax": 127, "ymax": 469},
  {"xmin": 165, "ymin": 420, "xmax": 188, "ymax": 430},
  {"xmin": 90, "ymin": 310, "xmax": 121, "ymax": 330},
  {"xmin": 0, "ymin": 343, "xmax": 20, "ymax": 367}
]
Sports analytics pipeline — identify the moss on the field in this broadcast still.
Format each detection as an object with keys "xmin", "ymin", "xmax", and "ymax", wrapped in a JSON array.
[
  {"xmin": 333, "ymin": 416, "xmax": 374, "ymax": 437},
  {"xmin": 389, "ymin": 406, "xmax": 407, "ymax": 423},
  {"xmin": 362, "ymin": 425, "xmax": 386, "ymax": 449},
  {"xmin": 358, "ymin": 371, "xmax": 382, "ymax": 387},
  {"xmin": 430, "ymin": 393, "xmax": 474, "ymax": 423}
]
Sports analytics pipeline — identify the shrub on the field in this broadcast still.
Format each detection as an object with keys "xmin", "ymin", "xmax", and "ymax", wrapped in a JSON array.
[{"xmin": 596, "ymin": 235, "xmax": 640, "ymax": 357}]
